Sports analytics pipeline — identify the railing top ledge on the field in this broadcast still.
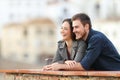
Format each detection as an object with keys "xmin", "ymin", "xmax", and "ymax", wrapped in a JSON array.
[{"xmin": 0, "ymin": 69, "xmax": 120, "ymax": 77}]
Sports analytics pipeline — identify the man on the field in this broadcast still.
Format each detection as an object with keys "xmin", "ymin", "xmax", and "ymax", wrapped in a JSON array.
[{"xmin": 43, "ymin": 13, "xmax": 120, "ymax": 71}]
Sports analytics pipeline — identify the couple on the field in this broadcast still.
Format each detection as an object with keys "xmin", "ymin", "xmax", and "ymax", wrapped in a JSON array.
[{"xmin": 42, "ymin": 13, "xmax": 120, "ymax": 71}]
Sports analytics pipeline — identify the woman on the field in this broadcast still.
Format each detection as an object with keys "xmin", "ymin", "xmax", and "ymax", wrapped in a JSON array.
[{"xmin": 42, "ymin": 18, "xmax": 86, "ymax": 70}]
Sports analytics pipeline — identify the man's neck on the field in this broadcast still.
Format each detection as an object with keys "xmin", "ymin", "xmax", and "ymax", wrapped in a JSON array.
[{"xmin": 83, "ymin": 30, "xmax": 89, "ymax": 41}]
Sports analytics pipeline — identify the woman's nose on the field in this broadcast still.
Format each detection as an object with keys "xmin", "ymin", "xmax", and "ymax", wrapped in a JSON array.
[{"xmin": 60, "ymin": 29, "xmax": 64, "ymax": 34}]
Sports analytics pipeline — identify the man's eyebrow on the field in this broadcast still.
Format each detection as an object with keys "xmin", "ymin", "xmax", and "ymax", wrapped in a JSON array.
[{"xmin": 73, "ymin": 25, "xmax": 78, "ymax": 27}]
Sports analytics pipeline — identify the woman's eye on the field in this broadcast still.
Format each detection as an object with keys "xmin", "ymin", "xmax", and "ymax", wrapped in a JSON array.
[
  {"xmin": 61, "ymin": 27, "xmax": 63, "ymax": 29},
  {"xmin": 64, "ymin": 28, "xmax": 68, "ymax": 30}
]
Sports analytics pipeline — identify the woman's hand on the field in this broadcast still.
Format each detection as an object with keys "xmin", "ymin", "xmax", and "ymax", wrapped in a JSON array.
[
  {"xmin": 41, "ymin": 64, "xmax": 52, "ymax": 71},
  {"xmin": 41, "ymin": 62, "xmax": 59, "ymax": 71}
]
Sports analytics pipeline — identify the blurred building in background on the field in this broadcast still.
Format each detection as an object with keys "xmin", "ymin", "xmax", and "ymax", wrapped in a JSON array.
[
  {"xmin": 0, "ymin": 0, "xmax": 120, "ymax": 65},
  {"xmin": 1, "ymin": 18, "xmax": 57, "ymax": 64}
]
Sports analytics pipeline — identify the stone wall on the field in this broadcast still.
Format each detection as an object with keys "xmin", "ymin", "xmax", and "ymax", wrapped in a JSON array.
[{"xmin": 0, "ymin": 69, "xmax": 120, "ymax": 80}]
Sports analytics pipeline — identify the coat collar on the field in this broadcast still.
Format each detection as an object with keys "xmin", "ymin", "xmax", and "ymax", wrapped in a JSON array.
[
  {"xmin": 59, "ymin": 40, "xmax": 78, "ymax": 49},
  {"xmin": 58, "ymin": 40, "xmax": 78, "ymax": 60},
  {"xmin": 85, "ymin": 29, "xmax": 93, "ymax": 44}
]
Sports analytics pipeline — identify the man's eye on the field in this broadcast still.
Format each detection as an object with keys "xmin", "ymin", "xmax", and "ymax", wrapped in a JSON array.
[{"xmin": 75, "ymin": 26, "xmax": 78, "ymax": 28}]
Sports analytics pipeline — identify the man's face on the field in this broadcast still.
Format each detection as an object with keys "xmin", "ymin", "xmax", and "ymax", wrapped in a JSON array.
[{"xmin": 72, "ymin": 19, "xmax": 87, "ymax": 40}]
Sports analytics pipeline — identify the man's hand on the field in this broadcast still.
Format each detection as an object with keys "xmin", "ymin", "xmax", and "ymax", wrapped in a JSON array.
[{"xmin": 65, "ymin": 60, "xmax": 77, "ymax": 66}]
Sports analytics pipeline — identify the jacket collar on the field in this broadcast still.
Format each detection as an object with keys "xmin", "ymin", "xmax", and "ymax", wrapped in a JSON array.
[
  {"xmin": 58, "ymin": 40, "xmax": 78, "ymax": 60},
  {"xmin": 59, "ymin": 41, "xmax": 66, "ymax": 48},
  {"xmin": 85, "ymin": 29, "xmax": 94, "ymax": 44},
  {"xmin": 59, "ymin": 40, "xmax": 78, "ymax": 49}
]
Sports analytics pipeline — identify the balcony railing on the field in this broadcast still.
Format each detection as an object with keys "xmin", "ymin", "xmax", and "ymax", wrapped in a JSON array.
[{"xmin": 0, "ymin": 69, "xmax": 120, "ymax": 80}]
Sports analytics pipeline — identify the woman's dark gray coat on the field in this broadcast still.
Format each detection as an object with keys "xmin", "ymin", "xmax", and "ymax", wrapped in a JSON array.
[{"xmin": 52, "ymin": 40, "xmax": 86, "ymax": 63}]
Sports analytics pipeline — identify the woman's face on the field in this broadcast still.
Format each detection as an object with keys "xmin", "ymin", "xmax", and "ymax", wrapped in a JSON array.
[{"xmin": 60, "ymin": 21, "xmax": 71, "ymax": 41}]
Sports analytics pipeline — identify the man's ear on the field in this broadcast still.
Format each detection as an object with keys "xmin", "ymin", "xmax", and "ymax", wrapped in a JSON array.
[{"xmin": 85, "ymin": 24, "xmax": 89, "ymax": 30}]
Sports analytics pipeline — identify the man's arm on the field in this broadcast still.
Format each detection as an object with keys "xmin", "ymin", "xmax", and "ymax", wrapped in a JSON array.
[{"xmin": 51, "ymin": 61, "xmax": 85, "ymax": 71}]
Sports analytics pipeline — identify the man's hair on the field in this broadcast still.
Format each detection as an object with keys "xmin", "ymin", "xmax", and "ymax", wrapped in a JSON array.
[
  {"xmin": 72, "ymin": 13, "xmax": 92, "ymax": 29},
  {"xmin": 62, "ymin": 18, "xmax": 76, "ymax": 41}
]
